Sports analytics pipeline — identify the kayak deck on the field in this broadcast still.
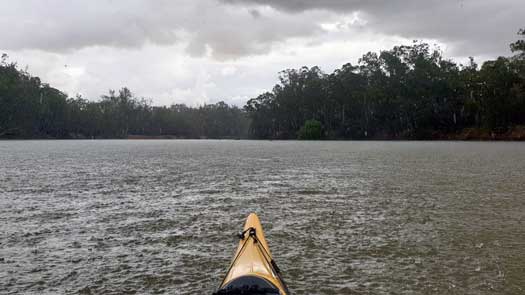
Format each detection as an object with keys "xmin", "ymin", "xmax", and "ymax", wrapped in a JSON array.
[{"xmin": 216, "ymin": 213, "xmax": 289, "ymax": 295}]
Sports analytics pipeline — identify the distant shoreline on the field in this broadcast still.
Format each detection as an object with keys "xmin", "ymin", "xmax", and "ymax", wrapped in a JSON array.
[{"xmin": 2, "ymin": 127, "xmax": 525, "ymax": 141}]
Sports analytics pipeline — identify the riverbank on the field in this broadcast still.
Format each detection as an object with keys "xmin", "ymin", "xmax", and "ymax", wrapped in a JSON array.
[
  {"xmin": 2, "ymin": 126, "xmax": 525, "ymax": 141},
  {"xmin": 433, "ymin": 126, "xmax": 525, "ymax": 141}
]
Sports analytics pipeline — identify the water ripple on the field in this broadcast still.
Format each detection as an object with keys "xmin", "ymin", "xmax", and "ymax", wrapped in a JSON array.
[{"xmin": 1, "ymin": 140, "xmax": 524, "ymax": 294}]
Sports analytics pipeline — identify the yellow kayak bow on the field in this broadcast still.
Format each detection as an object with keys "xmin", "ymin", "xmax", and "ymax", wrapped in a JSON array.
[{"xmin": 215, "ymin": 213, "xmax": 289, "ymax": 295}]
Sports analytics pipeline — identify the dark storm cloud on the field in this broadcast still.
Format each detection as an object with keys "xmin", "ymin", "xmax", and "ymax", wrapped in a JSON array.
[
  {"xmin": 1, "ymin": 1, "xmax": 182, "ymax": 51},
  {"xmin": 1, "ymin": 0, "xmax": 523, "ymax": 59},
  {"xmin": 0, "ymin": 0, "xmax": 322, "ymax": 59},
  {"xmin": 222, "ymin": 0, "xmax": 370, "ymax": 13},
  {"xmin": 249, "ymin": 9, "xmax": 262, "ymax": 19},
  {"xmin": 222, "ymin": 0, "xmax": 525, "ymax": 56}
]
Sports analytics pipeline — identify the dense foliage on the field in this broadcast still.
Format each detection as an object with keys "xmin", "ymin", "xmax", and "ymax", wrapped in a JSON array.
[
  {"xmin": 0, "ymin": 54, "xmax": 248, "ymax": 139},
  {"xmin": 1, "ymin": 29, "xmax": 524, "ymax": 140},
  {"xmin": 245, "ymin": 29, "xmax": 525, "ymax": 139},
  {"xmin": 297, "ymin": 119, "xmax": 322, "ymax": 140}
]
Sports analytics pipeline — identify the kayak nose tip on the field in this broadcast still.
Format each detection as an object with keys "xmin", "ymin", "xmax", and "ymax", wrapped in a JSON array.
[{"xmin": 246, "ymin": 213, "xmax": 261, "ymax": 225}]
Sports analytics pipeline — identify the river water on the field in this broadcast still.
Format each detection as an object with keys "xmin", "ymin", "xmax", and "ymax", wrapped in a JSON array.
[{"xmin": 0, "ymin": 140, "xmax": 524, "ymax": 294}]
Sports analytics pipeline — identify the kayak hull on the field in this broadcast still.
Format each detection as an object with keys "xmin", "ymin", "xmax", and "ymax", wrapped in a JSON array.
[{"xmin": 217, "ymin": 213, "xmax": 289, "ymax": 295}]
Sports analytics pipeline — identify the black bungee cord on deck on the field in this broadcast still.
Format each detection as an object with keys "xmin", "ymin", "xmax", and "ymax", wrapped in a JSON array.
[
  {"xmin": 250, "ymin": 232, "xmax": 290, "ymax": 295},
  {"xmin": 217, "ymin": 228, "xmax": 254, "ymax": 288}
]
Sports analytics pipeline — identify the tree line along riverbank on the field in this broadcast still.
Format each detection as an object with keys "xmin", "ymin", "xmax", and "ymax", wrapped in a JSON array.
[{"xmin": 1, "ymin": 29, "xmax": 524, "ymax": 140}]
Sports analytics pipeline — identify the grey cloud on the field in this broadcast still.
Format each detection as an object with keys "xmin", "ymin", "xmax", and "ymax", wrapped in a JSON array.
[
  {"xmin": 2, "ymin": 0, "xmax": 523, "ymax": 64},
  {"xmin": 221, "ymin": 0, "xmax": 369, "ymax": 13},
  {"xmin": 0, "ymin": 0, "xmax": 322, "ymax": 59},
  {"xmin": 222, "ymin": 0, "xmax": 525, "ymax": 57},
  {"xmin": 1, "ymin": 1, "xmax": 181, "ymax": 51},
  {"xmin": 249, "ymin": 9, "xmax": 261, "ymax": 19}
]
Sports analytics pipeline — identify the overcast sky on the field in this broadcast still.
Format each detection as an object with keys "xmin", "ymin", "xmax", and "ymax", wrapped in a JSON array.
[{"xmin": 1, "ymin": 0, "xmax": 523, "ymax": 106}]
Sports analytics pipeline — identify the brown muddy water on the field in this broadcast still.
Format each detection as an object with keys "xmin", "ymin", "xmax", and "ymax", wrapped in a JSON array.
[{"xmin": 0, "ymin": 140, "xmax": 524, "ymax": 294}]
